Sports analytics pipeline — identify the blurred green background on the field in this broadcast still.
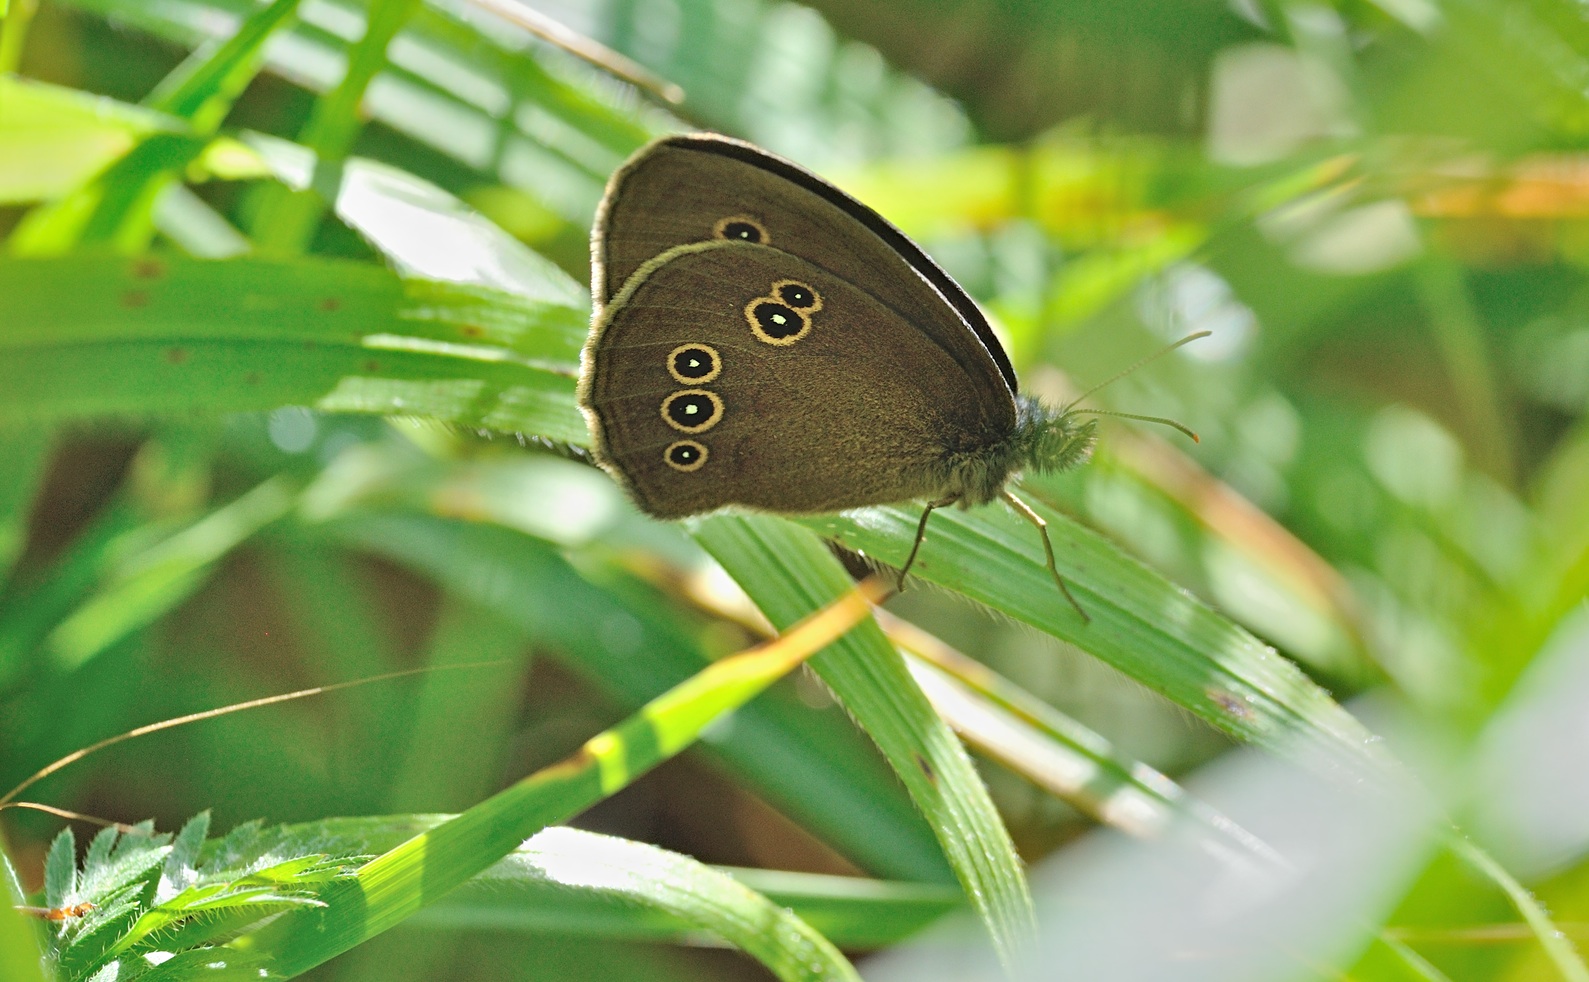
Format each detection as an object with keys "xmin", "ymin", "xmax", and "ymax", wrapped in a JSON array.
[{"xmin": 4, "ymin": 0, "xmax": 1589, "ymax": 980}]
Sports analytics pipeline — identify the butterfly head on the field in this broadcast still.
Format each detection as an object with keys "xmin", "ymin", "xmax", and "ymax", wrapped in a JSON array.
[
  {"xmin": 934, "ymin": 397, "xmax": 1096, "ymax": 507},
  {"xmin": 1013, "ymin": 396, "xmax": 1098, "ymax": 478}
]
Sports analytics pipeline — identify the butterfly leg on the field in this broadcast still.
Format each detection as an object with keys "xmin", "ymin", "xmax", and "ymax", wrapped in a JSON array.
[
  {"xmin": 898, "ymin": 495, "xmax": 959, "ymax": 591},
  {"xmin": 1001, "ymin": 490, "xmax": 1090, "ymax": 624}
]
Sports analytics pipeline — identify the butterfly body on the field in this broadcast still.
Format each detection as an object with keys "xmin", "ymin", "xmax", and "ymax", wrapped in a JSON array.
[{"xmin": 579, "ymin": 133, "xmax": 1099, "ymax": 605}]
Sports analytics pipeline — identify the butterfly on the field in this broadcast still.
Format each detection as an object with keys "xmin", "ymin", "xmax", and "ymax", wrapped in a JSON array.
[{"xmin": 579, "ymin": 133, "xmax": 1198, "ymax": 620}]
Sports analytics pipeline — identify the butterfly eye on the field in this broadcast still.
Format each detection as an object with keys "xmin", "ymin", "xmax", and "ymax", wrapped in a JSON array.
[
  {"xmin": 713, "ymin": 215, "xmax": 769, "ymax": 245},
  {"xmin": 667, "ymin": 343, "xmax": 722, "ymax": 384},
  {"xmin": 772, "ymin": 280, "xmax": 821, "ymax": 313},
  {"xmin": 660, "ymin": 389, "xmax": 725, "ymax": 433},
  {"xmin": 745, "ymin": 299, "xmax": 811, "ymax": 346}
]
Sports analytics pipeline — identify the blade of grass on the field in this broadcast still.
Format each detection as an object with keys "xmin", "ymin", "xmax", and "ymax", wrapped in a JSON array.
[
  {"xmin": 43, "ymin": 476, "xmax": 296, "ymax": 670},
  {"xmin": 1451, "ymin": 835, "xmax": 1589, "ymax": 982},
  {"xmin": 384, "ymin": 594, "xmax": 533, "ymax": 812},
  {"xmin": 0, "ymin": 426, "xmax": 51, "ymax": 590},
  {"xmin": 11, "ymin": 0, "xmax": 304, "ymax": 254},
  {"xmin": 0, "ymin": 255, "xmax": 584, "ymax": 439},
  {"xmin": 0, "ymin": 76, "xmax": 175, "ymax": 204},
  {"xmin": 0, "ymin": 843, "xmax": 49, "ymax": 982},
  {"xmin": 796, "ymin": 493, "xmax": 1388, "ymax": 775},
  {"xmin": 459, "ymin": 827, "xmax": 860, "ymax": 979},
  {"xmin": 227, "ymin": 815, "xmax": 959, "ymax": 949},
  {"xmin": 899, "ymin": 636, "xmax": 1279, "ymax": 866},
  {"xmin": 417, "ymin": 856, "xmax": 960, "ymax": 949},
  {"xmin": 318, "ymin": 505, "xmax": 952, "ymax": 882},
  {"xmin": 235, "ymin": 578, "xmax": 885, "ymax": 977},
  {"xmin": 692, "ymin": 514, "xmax": 1036, "ymax": 965},
  {"xmin": 251, "ymin": 0, "xmax": 425, "ymax": 254}
]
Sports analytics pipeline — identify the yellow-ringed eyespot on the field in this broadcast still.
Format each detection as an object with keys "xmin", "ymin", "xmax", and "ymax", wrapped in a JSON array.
[
  {"xmin": 663, "ymin": 440, "xmax": 709, "ymax": 472},
  {"xmin": 667, "ymin": 343, "xmax": 722, "ymax": 384},
  {"xmin": 745, "ymin": 298, "xmax": 811, "ymax": 346},
  {"xmin": 660, "ymin": 388, "xmax": 725, "ymax": 433},
  {"xmin": 713, "ymin": 215, "xmax": 769, "ymax": 245},
  {"xmin": 771, "ymin": 279, "xmax": 821, "ymax": 313}
]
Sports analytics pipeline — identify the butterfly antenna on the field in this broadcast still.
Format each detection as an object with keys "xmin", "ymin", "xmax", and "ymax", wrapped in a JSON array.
[
  {"xmin": 1061, "ymin": 331, "xmax": 1211, "ymax": 414},
  {"xmin": 1071, "ymin": 408, "xmax": 1200, "ymax": 443}
]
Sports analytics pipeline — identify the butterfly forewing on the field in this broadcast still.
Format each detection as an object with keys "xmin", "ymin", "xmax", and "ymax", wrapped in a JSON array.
[
  {"xmin": 582, "ymin": 242, "xmax": 1005, "ymax": 518},
  {"xmin": 592, "ymin": 134, "xmax": 1018, "ymax": 408}
]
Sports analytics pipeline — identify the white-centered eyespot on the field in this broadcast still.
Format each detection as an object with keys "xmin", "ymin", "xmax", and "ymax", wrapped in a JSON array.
[
  {"xmin": 771, "ymin": 279, "xmax": 822, "ymax": 314},
  {"xmin": 660, "ymin": 388, "xmax": 725, "ymax": 433},
  {"xmin": 713, "ymin": 215, "xmax": 769, "ymax": 245},
  {"xmin": 664, "ymin": 440, "xmax": 709, "ymax": 472},
  {"xmin": 667, "ymin": 343, "xmax": 722, "ymax": 385},
  {"xmin": 744, "ymin": 298, "xmax": 812, "ymax": 346}
]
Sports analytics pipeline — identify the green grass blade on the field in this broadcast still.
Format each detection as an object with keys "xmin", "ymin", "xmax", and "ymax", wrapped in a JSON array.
[
  {"xmin": 901, "ymin": 640, "xmax": 1277, "ymax": 864},
  {"xmin": 455, "ymin": 827, "xmax": 864, "ymax": 982},
  {"xmin": 0, "ymin": 256, "xmax": 584, "ymax": 438},
  {"xmin": 418, "ymin": 856, "xmax": 961, "ymax": 950},
  {"xmin": 692, "ymin": 514, "xmax": 1036, "ymax": 964},
  {"xmin": 1450, "ymin": 835, "xmax": 1589, "ymax": 982},
  {"xmin": 239, "ymin": 581, "xmax": 880, "ymax": 977},
  {"xmin": 0, "ymin": 846, "xmax": 49, "ymax": 982},
  {"xmin": 384, "ymin": 594, "xmax": 533, "ymax": 812},
  {"xmin": 251, "ymin": 0, "xmax": 423, "ymax": 254},
  {"xmin": 797, "ymin": 495, "xmax": 1386, "ymax": 773},
  {"xmin": 144, "ymin": 0, "xmax": 301, "ymax": 129},
  {"xmin": 294, "ymin": 440, "xmax": 949, "ymax": 879},
  {"xmin": 231, "ymin": 134, "xmax": 589, "ymax": 305},
  {"xmin": 0, "ymin": 425, "xmax": 51, "ymax": 590},
  {"xmin": 0, "ymin": 76, "xmax": 175, "ymax": 204},
  {"xmin": 45, "ymin": 477, "xmax": 296, "ymax": 670},
  {"xmin": 12, "ymin": 0, "xmax": 302, "ymax": 254},
  {"xmin": 230, "ymin": 815, "xmax": 958, "ymax": 950}
]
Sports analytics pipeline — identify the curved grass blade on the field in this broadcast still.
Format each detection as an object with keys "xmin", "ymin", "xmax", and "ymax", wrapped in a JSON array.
[
  {"xmin": 301, "ymin": 442, "xmax": 951, "ymax": 883},
  {"xmin": 419, "ymin": 854, "xmax": 961, "ymax": 949},
  {"xmin": 797, "ymin": 495, "xmax": 1387, "ymax": 774},
  {"xmin": 692, "ymin": 514, "xmax": 1036, "ymax": 965},
  {"xmin": 238, "ymin": 579, "xmax": 885, "ymax": 977},
  {"xmin": 458, "ymin": 826, "xmax": 859, "ymax": 981},
  {"xmin": 1450, "ymin": 835, "xmax": 1589, "ymax": 982},
  {"xmin": 891, "ymin": 617, "xmax": 1279, "ymax": 865}
]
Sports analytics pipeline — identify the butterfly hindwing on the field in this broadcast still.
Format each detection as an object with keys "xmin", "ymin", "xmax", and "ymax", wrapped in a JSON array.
[
  {"xmin": 593, "ymin": 134, "xmax": 1018, "ymax": 416},
  {"xmin": 581, "ymin": 241, "xmax": 1007, "ymax": 518}
]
